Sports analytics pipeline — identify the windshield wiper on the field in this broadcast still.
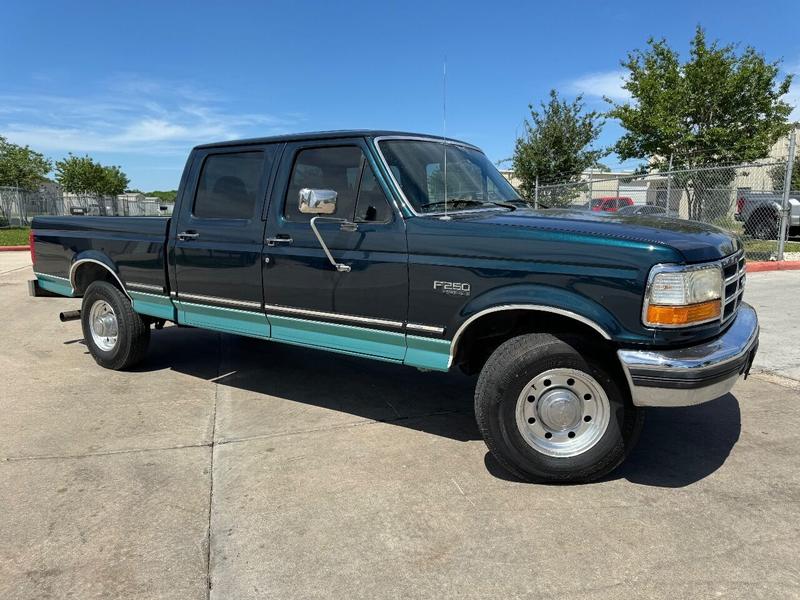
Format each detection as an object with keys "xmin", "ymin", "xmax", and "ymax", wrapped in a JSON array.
[{"xmin": 423, "ymin": 199, "xmax": 512, "ymax": 212}]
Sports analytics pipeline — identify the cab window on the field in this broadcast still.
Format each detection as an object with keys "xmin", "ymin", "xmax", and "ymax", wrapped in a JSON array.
[{"xmin": 285, "ymin": 146, "xmax": 392, "ymax": 223}]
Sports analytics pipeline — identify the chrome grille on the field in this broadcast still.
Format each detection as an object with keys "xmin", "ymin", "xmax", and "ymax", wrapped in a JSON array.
[{"xmin": 721, "ymin": 250, "xmax": 746, "ymax": 324}]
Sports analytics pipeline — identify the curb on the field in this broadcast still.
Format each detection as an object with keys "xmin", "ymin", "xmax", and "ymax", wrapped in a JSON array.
[
  {"xmin": 0, "ymin": 245, "xmax": 30, "ymax": 252},
  {"xmin": 746, "ymin": 260, "xmax": 800, "ymax": 272}
]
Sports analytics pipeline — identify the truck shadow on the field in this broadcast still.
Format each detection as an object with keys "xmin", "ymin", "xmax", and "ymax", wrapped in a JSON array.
[
  {"xmin": 484, "ymin": 394, "xmax": 742, "ymax": 488},
  {"xmin": 136, "ymin": 326, "xmax": 741, "ymax": 488},
  {"xmin": 137, "ymin": 326, "xmax": 479, "ymax": 442}
]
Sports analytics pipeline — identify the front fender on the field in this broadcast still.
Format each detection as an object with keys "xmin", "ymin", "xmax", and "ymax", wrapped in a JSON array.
[{"xmin": 453, "ymin": 283, "xmax": 627, "ymax": 342}]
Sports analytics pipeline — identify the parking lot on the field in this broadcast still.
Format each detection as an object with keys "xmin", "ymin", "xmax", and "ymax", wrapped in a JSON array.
[{"xmin": 1, "ymin": 250, "xmax": 799, "ymax": 599}]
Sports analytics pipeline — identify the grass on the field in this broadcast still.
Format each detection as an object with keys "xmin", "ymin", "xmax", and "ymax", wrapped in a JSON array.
[
  {"xmin": 0, "ymin": 227, "xmax": 30, "ymax": 246},
  {"xmin": 743, "ymin": 239, "xmax": 800, "ymax": 256}
]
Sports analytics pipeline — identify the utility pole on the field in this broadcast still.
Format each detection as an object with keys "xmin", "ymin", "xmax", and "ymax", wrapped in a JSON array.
[
  {"xmin": 665, "ymin": 154, "xmax": 673, "ymax": 215},
  {"xmin": 587, "ymin": 168, "xmax": 593, "ymax": 205},
  {"xmin": 777, "ymin": 130, "xmax": 797, "ymax": 261}
]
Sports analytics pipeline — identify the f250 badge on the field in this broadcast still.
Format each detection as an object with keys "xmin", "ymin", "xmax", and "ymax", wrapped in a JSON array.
[{"xmin": 433, "ymin": 280, "xmax": 471, "ymax": 296}]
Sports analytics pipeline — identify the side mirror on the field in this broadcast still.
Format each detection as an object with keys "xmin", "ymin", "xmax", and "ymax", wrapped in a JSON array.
[{"xmin": 299, "ymin": 188, "xmax": 337, "ymax": 214}]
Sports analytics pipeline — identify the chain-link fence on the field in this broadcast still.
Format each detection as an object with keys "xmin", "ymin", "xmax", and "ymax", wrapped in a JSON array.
[
  {"xmin": 0, "ymin": 187, "xmax": 173, "ymax": 227},
  {"xmin": 534, "ymin": 134, "xmax": 798, "ymax": 261}
]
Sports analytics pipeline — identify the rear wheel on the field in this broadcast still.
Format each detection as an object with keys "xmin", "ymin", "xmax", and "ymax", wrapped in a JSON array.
[
  {"xmin": 81, "ymin": 281, "xmax": 150, "ymax": 370},
  {"xmin": 475, "ymin": 333, "xmax": 643, "ymax": 483}
]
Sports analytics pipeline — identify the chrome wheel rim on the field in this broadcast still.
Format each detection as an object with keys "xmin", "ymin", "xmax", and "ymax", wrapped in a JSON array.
[
  {"xmin": 515, "ymin": 368, "xmax": 610, "ymax": 458},
  {"xmin": 89, "ymin": 300, "xmax": 118, "ymax": 352}
]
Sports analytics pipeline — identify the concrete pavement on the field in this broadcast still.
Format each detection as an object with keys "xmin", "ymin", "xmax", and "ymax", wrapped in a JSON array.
[{"xmin": 1, "ymin": 251, "xmax": 799, "ymax": 599}]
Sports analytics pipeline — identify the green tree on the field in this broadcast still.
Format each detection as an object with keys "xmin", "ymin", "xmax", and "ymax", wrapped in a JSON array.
[
  {"xmin": 770, "ymin": 152, "xmax": 800, "ymax": 192},
  {"xmin": 512, "ymin": 89, "xmax": 606, "ymax": 206},
  {"xmin": 0, "ymin": 136, "xmax": 52, "ymax": 190},
  {"xmin": 146, "ymin": 190, "xmax": 178, "ymax": 203},
  {"xmin": 608, "ymin": 26, "xmax": 794, "ymax": 220},
  {"xmin": 97, "ymin": 165, "xmax": 129, "ymax": 197},
  {"xmin": 55, "ymin": 155, "xmax": 129, "ymax": 196}
]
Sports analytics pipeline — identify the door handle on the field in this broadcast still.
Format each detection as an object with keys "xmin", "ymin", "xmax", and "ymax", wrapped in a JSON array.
[
  {"xmin": 266, "ymin": 235, "xmax": 293, "ymax": 247},
  {"xmin": 177, "ymin": 231, "xmax": 200, "ymax": 241}
]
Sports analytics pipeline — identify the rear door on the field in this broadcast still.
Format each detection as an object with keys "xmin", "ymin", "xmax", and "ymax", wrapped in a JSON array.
[
  {"xmin": 262, "ymin": 138, "xmax": 409, "ymax": 360},
  {"xmin": 171, "ymin": 144, "xmax": 279, "ymax": 337}
]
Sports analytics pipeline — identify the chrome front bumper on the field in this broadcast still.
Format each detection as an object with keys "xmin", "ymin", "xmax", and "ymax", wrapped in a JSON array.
[{"xmin": 617, "ymin": 303, "xmax": 759, "ymax": 407}]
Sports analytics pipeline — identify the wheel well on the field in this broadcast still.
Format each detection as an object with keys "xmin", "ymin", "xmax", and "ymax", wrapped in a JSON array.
[
  {"xmin": 453, "ymin": 309, "xmax": 616, "ymax": 376},
  {"xmin": 747, "ymin": 206, "xmax": 778, "ymax": 224},
  {"xmin": 71, "ymin": 261, "xmax": 127, "ymax": 297}
]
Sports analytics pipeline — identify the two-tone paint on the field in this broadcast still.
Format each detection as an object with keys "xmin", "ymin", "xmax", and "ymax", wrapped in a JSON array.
[{"xmin": 30, "ymin": 129, "xmax": 745, "ymax": 374}]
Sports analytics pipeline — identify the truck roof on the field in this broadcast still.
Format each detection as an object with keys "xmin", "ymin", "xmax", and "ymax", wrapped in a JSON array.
[{"xmin": 194, "ymin": 130, "xmax": 475, "ymax": 150}]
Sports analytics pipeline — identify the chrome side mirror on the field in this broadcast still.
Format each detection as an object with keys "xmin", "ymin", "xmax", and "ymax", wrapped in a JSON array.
[{"xmin": 299, "ymin": 188, "xmax": 337, "ymax": 214}]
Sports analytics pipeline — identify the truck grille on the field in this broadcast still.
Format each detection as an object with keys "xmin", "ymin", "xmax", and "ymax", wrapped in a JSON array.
[{"xmin": 721, "ymin": 250, "xmax": 746, "ymax": 324}]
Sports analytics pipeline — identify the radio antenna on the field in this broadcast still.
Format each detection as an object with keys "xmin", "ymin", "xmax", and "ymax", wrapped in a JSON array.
[{"xmin": 441, "ymin": 56, "xmax": 450, "ymax": 220}]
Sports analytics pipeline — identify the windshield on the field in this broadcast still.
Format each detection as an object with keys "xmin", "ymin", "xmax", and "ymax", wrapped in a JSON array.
[{"xmin": 377, "ymin": 139, "xmax": 521, "ymax": 214}]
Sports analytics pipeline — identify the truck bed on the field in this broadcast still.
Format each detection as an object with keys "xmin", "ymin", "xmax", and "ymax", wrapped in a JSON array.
[{"xmin": 31, "ymin": 216, "xmax": 171, "ymax": 296}]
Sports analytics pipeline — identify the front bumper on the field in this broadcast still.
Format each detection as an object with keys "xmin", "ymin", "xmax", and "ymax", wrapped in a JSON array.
[{"xmin": 617, "ymin": 303, "xmax": 759, "ymax": 407}]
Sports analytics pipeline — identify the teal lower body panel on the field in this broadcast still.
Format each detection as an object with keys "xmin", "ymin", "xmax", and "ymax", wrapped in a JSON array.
[
  {"xmin": 175, "ymin": 300, "xmax": 270, "ymax": 339},
  {"xmin": 404, "ymin": 335, "xmax": 451, "ymax": 371},
  {"xmin": 35, "ymin": 273, "xmax": 74, "ymax": 297},
  {"xmin": 167, "ymin": 300, "xmax": 453, "ymax": 372},
  {"xmin": 268, "ymin": 314, "xmax": 406, "ymax": 362},
  {"xmin": 130, "ymin": 291, "xmax": 176, "ymax": 320}
]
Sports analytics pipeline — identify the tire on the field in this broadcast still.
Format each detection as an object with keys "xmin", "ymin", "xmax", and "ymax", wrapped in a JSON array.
[
  {"xmin": 81, "ymin": 280, "xmax": 150, "ymax": 370},
  {"xmin": 475, "ymin": 333, "xmax": 643, "ymax": 484},
  {"xmin": 746, "ymin": 210, "xmax": 779, "ymax": 240}
]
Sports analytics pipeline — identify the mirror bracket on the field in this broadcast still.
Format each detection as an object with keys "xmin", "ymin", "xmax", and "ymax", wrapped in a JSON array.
[{"xmin": 309, "ymin": 216, "xmax": 354, "ymax": 273}]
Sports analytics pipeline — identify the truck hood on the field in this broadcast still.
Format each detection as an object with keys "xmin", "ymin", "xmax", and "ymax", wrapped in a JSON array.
[{"xmin": 455, "ymin": 208, "xmax": 741, "ymax": 263}]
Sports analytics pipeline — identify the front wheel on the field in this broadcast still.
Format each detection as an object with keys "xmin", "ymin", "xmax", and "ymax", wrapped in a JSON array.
[
  {"xmin": 475, "ymin": 333, "xmax": 643, "ymax": 484},
  {"xmin": 81, "ymin": 280, "xmax": 150, "ymax": 370}
]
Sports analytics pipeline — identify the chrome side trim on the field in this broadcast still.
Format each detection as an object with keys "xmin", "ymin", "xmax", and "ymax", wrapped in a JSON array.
[
  {"xmin": 33, "ymin": 271, "xmax": 70, "ymax": 281},
  {"xmin": 372, "ymin": 135, "xmax": 503, "ymax": 218},
  {"xmin": 178, "ymin": 292, "xmax": 262, "ymax": 310},
  {"xmin": 69, "ymin": 259, "xmax": 130, "ymax": 299},
  {"xmin": 264, "ymin": 304, "xmax": 405, "ymax": 329},
  {"xmin": 406, "ymin": 323, "xmax": 446, "ymax": 335},
  {"xmin": 448, "ymin": 304, "xmax": 612, "ymax": 368},
  {"xmin": 127, "ymin": 282, "xmax": 164, "ymax": 293},
  {"xmin": 128, "ymin": 289, "xmax": 170, "ymax": 299},
  {"xmin": 178, "ymin": 300, "xmax": 263, "ymax": 317}
]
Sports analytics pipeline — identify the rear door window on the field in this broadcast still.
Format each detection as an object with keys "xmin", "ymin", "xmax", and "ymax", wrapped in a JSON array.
[{"xmin": 193, "ymin": 152, "xmax": 265, "ymax": 219}]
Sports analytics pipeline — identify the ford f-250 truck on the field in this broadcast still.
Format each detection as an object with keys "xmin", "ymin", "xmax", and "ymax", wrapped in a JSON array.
[{"xmin": 29, "ymin": 130, "xmax": 759, "ymax": 483}]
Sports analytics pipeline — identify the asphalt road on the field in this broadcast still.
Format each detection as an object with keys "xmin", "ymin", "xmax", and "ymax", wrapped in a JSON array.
[{"xmin": 1, "ymin": 251, "xmax": 799, "ymax": 599}]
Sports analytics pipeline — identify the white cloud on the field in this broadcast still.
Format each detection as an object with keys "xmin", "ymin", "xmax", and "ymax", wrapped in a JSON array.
[
  {"xmin": 568, "ymin": 70, "xmax": 631, "ymax": 101},
  {"xmin": 0, "ymin": 77, "xmax": 302, "ymax": 155}
]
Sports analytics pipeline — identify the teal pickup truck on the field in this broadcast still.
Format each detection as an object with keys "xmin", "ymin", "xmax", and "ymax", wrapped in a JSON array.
[{"xmin": 29, "ymin": 130, "xmax": 759, "ymax": 483}]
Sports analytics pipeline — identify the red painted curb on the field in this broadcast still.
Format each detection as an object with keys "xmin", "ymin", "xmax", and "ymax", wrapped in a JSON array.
[
  {"xmin": 747, "ymin": 260, "xmax": 800, "ymax": 272},
  {"xmin": 0, "ymin": 245, "xmax": 30, "ymax": 252}
]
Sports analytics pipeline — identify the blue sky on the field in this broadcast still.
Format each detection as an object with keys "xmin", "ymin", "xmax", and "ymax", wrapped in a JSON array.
[{"xmin": 2, "ymin": 0, "xmax": 799, "ymax": 190}]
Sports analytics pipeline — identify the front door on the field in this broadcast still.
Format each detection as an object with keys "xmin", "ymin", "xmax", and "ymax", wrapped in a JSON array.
[
  {"xmin": 262, "ymin": 138, "xmax": 409, "ymax": 360},
  {"xmin": 172, "ymin": 144, "xmax": 278, "ymax": 338}
]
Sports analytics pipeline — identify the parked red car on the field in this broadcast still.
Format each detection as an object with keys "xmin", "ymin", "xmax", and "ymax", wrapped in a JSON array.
[{"xmin": 585, "ymin": 196, "xmax": 634, "ymax": 212}]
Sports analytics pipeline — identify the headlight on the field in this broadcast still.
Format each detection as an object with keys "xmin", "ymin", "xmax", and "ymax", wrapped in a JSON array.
[{"xmin": 643, "ymin": 264, "xmax": 723, "ymax": 327}]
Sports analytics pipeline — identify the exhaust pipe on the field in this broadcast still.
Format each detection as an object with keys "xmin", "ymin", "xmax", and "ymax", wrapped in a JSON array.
[{"xmin": 59, "ymin": 310, "xmax": 81, "ymax": 322}]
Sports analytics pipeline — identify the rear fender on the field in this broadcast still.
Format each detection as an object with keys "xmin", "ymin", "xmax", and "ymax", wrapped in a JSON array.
[{"xmin": 69, "ymin": 251, "xmax": 130, "ymax": 298}]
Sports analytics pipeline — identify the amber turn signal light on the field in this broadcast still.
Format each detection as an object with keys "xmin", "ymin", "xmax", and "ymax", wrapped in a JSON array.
[{"xmin": 646, "ymin": 299, "xmax": 721, "ymax": 326}]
